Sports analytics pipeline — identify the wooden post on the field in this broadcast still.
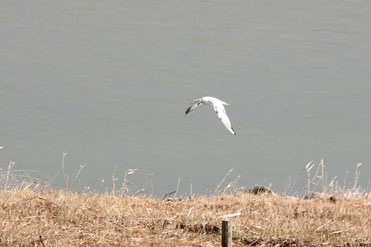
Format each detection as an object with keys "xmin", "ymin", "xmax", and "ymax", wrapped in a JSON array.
[{"xmin": 222, "ymin": 220, "xmax": 232, "ymax": 247}]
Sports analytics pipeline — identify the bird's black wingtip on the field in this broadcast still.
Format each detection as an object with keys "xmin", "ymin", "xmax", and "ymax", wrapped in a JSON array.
[{"xmin": 185, "ymin": 107, "xmax": 191, "ymax": 115}]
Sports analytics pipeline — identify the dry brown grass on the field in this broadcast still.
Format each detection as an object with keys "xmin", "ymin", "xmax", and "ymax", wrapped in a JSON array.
[{"xmin": 0, "ymin": 187, "xmax": 370, "ymax": 247}]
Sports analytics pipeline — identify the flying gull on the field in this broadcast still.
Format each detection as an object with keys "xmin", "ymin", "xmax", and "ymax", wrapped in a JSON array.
[{"xmin": 184, "ymin": 96, "xmax": 236, "ymax": 135}]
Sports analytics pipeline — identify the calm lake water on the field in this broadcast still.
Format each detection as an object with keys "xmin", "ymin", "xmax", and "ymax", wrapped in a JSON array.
[{"xmin": 1, "ymin": 0, "xmax": 370, "ymax": 196}]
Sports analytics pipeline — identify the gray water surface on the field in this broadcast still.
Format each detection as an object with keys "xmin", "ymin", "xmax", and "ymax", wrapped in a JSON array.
[{"xmin": 1, "ymin": 0, "xmax": 370, "ymax": 195}]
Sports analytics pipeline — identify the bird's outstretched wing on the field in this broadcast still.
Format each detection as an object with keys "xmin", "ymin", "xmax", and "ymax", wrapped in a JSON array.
[
  {"xmin": 214, "ymin": 103, "xmax": 236, "ymax": 135},
  {"xmin": 184, "ymin": 98, "xmax": 202, "ymax": 115}
]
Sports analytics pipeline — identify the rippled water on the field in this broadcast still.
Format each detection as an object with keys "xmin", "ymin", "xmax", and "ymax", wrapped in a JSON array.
[{"xmin": 1, "ymin": 0, "xmax": 370, "ymax": 195}]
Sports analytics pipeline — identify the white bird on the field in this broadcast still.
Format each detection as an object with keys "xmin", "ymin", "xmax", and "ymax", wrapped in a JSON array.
[{"xmin": 184, "ymin": 96, "xmax": 236, "ymax": 135}]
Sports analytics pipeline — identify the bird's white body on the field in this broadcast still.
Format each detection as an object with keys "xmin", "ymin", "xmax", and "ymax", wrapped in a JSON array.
[{"xmin": 184, "ymin": 96, "xmax": 236, "ymax": 135}]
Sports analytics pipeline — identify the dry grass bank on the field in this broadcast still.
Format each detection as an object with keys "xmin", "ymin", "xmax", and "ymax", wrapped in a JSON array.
[{"xmin": 0, "ymin": 188, "xmax": 370, "ymax": 247}]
